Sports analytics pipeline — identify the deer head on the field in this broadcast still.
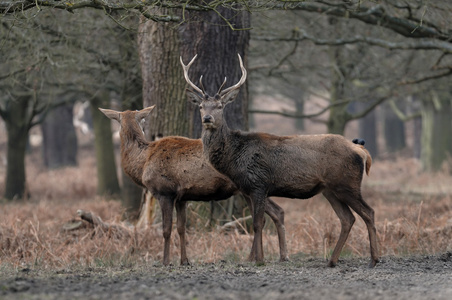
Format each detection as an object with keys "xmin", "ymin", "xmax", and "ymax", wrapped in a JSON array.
[{"xmin": 180, "ymin": 54, "xmax": 247, "ymax": 129}]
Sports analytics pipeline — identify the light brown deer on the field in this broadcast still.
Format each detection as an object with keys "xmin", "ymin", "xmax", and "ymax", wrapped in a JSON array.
[
  {"xmin": 99, "ymin": 106, "xmax": 288, "ymax": 265},
  {"xmin": 181, "ymin": 54, "xmax": 379, "ymax": 268}
]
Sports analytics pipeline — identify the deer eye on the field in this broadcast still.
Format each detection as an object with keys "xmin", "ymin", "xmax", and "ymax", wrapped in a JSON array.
[
  {"xmin": 199, "ymin": 104, "xmax": 203, "ymax": 109},
  {"xmin": 217, "ymin": 103, "xmax": 223, "ymax": 109}
]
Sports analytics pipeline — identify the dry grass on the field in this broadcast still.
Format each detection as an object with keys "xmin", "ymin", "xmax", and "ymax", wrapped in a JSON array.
[{"xmin": 1, "ymin": 147, "xmax": 451, "ymax": 270}]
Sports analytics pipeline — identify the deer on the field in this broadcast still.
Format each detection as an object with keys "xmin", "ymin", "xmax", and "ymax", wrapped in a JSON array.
[
  {"xmin": 99, "ymin": 106, "xmax": 288, "ymax": 266},
  {"xmin": 180, "ymin": 54, "xmax": 380, "ymax": 268}
]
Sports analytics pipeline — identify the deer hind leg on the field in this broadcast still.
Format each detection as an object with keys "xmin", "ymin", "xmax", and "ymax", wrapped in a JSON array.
[
  {"xmin": 345, "ymin": 192, "xmax": 380, "ymax": 268},
  {"xmin": 265, "ymin": 198, "xmax": 289, "ymax": 262},
  {"xmin": 158, "ymin": 196, "xmax": 175, "ymax": 266},
  {"xmin": 176, "ymin": 201, "xmax": 189, "ymax": 266},
  {"xmin": 322, "ymin": 189, "xmax": 356, "ymax": 267}
]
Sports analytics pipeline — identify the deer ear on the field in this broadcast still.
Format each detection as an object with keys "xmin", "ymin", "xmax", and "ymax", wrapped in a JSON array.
[
  {"xmin": 136, "ymin": 105, "xmax": 155, "ymax": 121},
  {"xmin": 99, "ymin": 108, "xmax": 120, "ymax": 122},
  {"xmin": 220, "ymin": 89, "xmax": 240, "ymax": 106},
  {"xmin": 186, "ymin": 88, "xmax": 203, "ymax": 105}
]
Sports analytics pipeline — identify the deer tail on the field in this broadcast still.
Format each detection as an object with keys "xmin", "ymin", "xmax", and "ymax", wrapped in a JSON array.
[{"xmin": 352, "ymin": 138, "xmax": 372, "ymax": 176}]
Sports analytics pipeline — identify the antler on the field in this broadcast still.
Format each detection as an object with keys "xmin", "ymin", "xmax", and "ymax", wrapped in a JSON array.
[
  {"xmin": 219, "ymin": 53, "xmax": 247, "ymax": 96},
  {"xmin": 180, "ymin": 55, "xmax": 204, "ymax": 96}
]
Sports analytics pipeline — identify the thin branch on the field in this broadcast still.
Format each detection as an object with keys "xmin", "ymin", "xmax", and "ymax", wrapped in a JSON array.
[
  {"xmin": 269, "ymin": 29, "xmax": 300, "ymax": 76},
  {"xmin": 389, "ymin": 99, "xmax": 421, "ymax": 122},
  {"xmin": 350, "ymin": 96, "xmax": 388, "ymax": 120},
  {"xmin": 399, "ymin": 69, "xmax": 452, "ymax": 85},
  {"xmin": 0, "ymin": 57, "xmax": 46, "ymax": 80},
  {"xmin": 254, "ymin": 29, "xmax": 452, "ymax": 53},
  {"xmin": 266, "ymin": 1, "xmax": 449, "ymax": 40},
  {"xmin": 249, "ymin": 97, "xmax": 352, "ymax": 119}
]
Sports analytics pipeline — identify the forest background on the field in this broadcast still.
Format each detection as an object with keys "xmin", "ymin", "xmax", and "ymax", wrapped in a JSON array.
[{"xmin": 0, "ymin": 1, "xmax": 451, "ymax": 267}]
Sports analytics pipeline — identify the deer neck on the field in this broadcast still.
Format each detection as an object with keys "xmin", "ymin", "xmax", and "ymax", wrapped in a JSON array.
[
  {"xmin": 201, "ymin": 123, "xmax": 233, "ymax": 175},
  {"xmin": 119, "ymin": 122, "xmax": 150, "ymax": 187}
]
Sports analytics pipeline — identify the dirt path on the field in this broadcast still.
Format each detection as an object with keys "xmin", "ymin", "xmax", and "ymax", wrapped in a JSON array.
[{"xmin": 1, "ymin": 253, "xmax": 451, "ymax": 300}]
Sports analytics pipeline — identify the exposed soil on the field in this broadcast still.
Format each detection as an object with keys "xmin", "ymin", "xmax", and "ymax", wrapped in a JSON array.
[{"xmin": 1, "ymin": 253, "xmax": 451, "ymax": 300}]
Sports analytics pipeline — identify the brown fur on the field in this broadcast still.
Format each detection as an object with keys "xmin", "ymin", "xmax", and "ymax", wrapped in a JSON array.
[
  {"xmin": 99, "ymin": 106, "xmax": 288, "ymax": 265},
  {"xmin": 181, "ymin": 54, "xmax": 379, "ymax": 268}
]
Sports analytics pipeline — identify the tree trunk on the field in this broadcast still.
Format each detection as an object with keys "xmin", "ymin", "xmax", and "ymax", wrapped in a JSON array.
[
  {"xmin": 41, "ymin": 102, "xmax": 78, "ymax": 169},
  {"xmin": 383, "ymin": 102, "xmax": 406, "ymax": 153},
  {"xmin": 3, "ymin": 96, "xmax": 31, "ymax": 200},
  {"xmin": 327, "ymin": 47, "xmax": 351, "ymax": 135},
  {"xmin": 357, "ymin": 102, "xmax": 378, "ymax": 158},
  {"xmin": 413, "ymin": 116, "xmax": 422, "ymax": 159},
  {"xmin": 180, "ymin": 7, "xmax": 250, "ymax": 136},
  {"xmin": 90, "ymin": 92, "xmax": 120, "ymax": 196},
  {"xmin": 138, "ymin": 5, "xmax": 250, "ymax": 226},
  {"xmin": 420, "ymin": 93, "xmax": 452, "ymax": 172},
  {"xmin": 138, "ymin": 16, "xmax": 186, "ymax": 139},
  {"xmin": 180, "ymin": 6, "xmax": 250, "ymax": 224},
  {"xmin": 120, "ymin": 76, "xmax": 144, "ymax": 220},
  {"xmin": 294, "ymin": 97, "xmax": 305, "ymax": 131}
]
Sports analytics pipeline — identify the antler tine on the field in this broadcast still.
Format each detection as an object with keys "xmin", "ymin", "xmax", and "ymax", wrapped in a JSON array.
[
  {"xmin": 180, "ymin": 55, "xmax": 204, "ymax": 96},
  {"xmin": 220, "ymin": 53, "xmax": 247, "ymax": 96},
  {"xmin": 216, "ymin": 77, "xmax": 227, "ymax": 95},
  {"xmin": 199, "ymin": 75, "xmax": 207, "ymax": 94}
]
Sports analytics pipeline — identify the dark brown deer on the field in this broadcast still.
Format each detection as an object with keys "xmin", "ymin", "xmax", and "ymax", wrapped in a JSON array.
[
  {"xmin": 99, "ymin": 106, "xmax": 288, "ymax": 265},
  {"xmin": 181, "ymin": 54, "xmax": 379, "ymax": 268}
]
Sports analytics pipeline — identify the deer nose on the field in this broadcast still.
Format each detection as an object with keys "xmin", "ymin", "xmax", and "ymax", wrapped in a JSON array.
[{"xmin": 203, "ymin": 115, "xmax": 213, "ymax": 123}]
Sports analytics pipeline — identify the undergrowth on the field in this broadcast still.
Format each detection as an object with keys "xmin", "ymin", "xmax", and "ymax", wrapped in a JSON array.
[{"xmin": 0, "ymin": 148, "xmax": 451, "ymax": 270}]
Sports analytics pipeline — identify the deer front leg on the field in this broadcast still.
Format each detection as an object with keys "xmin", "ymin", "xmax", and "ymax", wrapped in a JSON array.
[
  {"xmin": 176, "ymin": 201, "xmax": 189, "ymax": 266},
  {"xmin": 251, "ymin": 193, "xmax": 267, "ymax": 265},
  {"xmin": 159, "ymin": 197, "xmax": 174, "ymax": 266},
  {"xmin": 243, "ymin": 194, "xmax": 257, "ymax": 261}
]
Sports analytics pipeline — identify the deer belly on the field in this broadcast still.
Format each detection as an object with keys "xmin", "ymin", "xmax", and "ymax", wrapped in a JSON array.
[{"xmin": 269, "ymin": 182, "xmax": 325, "ymax": 199}]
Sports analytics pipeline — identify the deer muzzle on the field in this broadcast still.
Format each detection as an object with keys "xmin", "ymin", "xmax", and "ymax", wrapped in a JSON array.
[{"xmin": 202, "ymin": 115, "xmax": 215, "ymax": 128}]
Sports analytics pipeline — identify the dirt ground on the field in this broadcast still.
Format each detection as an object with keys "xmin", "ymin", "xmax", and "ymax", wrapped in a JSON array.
[{"xmin": 1, "ymin": 253, "xmax": 451, "ymax": 300}]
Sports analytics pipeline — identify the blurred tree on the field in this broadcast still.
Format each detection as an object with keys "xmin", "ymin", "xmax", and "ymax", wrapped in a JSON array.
[
  {"xmin": 41, "ymin": 101, "xmax": 78, "ymax": 169},
  {"xmin": 0, "ymin": 9, "xmax": 141, "ymax": 199},
  {"xmin": 420, "ymin": 90, "xmax": 452, "ymax": 172},
  {"xmin": 357, "ymin": 103, "xmax": 378, "ymax": 158},
  {"xmin": 383, "ymin": 102, "xmax": 406, "ymax": 154},
  {"xmin": 0, "ymin": 95, "xmax": 36, "ymax": 200},
  {"xmin": 0, "ymin": 15, "xmax": 51, "ymax": 199},
  {"xmin": 90, "ymin": 91, "xmax": 121, "ymax": 196},
  {"xmin": 118, "ymin": 24, "xmax": 144, "ymax": 218}
]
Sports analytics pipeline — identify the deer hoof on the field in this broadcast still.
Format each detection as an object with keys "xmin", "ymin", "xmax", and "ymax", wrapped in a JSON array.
[
  {"xmin": 368, "ymin": 258, "xmax": 380, "ymax": 268},
  {"xmin": 280, "ymin": 256, "xmax": 290, "ymax": 262},
  {"xmin": 327, "ymin": 260, "xmax": 337, "ymax": 268}
]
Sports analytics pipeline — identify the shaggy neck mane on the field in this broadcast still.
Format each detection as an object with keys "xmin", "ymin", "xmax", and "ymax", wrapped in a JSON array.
[{"xmin": 201, "ymin": 123, "xmax": 234, "ymax": 174}]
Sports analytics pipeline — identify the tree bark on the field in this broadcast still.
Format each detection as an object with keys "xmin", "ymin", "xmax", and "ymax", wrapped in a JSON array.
[
  {"xmin": 90, "ymin": 91, "xmax": 121, "ymax": 196},
  {"xmin": 180, "ymin": 7, "xmax": 250, "ymax": 136},
  {"xmin": 138, "ymin": 15, "xmax": 187, "ymax": 139}
]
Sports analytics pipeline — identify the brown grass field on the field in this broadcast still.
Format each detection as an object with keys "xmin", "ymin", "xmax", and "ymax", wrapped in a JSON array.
[{"xmin": 1, "ymin": 142, "xmax": 451, "ymax": 271}]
